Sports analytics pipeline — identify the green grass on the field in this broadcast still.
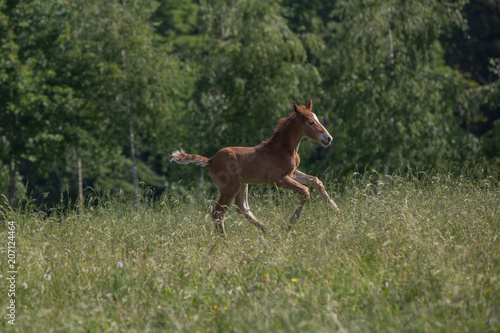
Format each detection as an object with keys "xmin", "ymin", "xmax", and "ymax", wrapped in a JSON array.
[{"xmin": 1, "ymin": 171, "xmax": 499, "ymax": 332}]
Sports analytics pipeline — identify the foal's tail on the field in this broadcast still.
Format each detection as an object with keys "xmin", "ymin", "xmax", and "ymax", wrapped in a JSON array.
[{"xmin": 171, "ymin": 149, "xmax": 210, "ymax": 167}]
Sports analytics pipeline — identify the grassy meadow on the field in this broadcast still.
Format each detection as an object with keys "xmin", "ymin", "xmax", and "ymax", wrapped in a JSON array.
[{"xmin": 1, "ymin": 170, "xmax": 499, "ymax": 332}]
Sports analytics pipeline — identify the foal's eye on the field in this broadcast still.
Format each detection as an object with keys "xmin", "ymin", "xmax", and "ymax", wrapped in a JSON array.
[{"xmin": 308, "ymin": 121, "xmax": 314, "ymax": 125}]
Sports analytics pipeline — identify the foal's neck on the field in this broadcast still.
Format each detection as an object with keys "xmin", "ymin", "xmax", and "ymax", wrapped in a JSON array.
[{"xmin": 266, "ymin": 116, "xmax": 304, "ymax": 155}]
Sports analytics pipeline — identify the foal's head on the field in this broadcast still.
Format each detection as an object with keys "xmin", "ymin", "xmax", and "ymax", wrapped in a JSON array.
[{"xmin": 293, "ymin": 99, "xmax": 332, "ymax": 147}]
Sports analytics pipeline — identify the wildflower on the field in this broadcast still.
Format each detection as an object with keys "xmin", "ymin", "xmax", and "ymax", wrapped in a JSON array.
[
  {"xmin": 116, "ymin": 261, "xmax": 124, "ymax": 268},
  {"xmin": 466, "ymin": 276, "xmax": 471, "ymax": 280},
  {"xmin": 291, "ymin": 278, "xmax": 297, "ymax": 282},
  {"xmin": 44, "ymin": 274, "xmax": 52, "ymax": 281},
  {"xmin": 213, "ymin": 305, "xmax": 218, "ymax": 309},
  {"xmin": 21, "ymin": 282, "xmax": 28, "ymax": 289}
]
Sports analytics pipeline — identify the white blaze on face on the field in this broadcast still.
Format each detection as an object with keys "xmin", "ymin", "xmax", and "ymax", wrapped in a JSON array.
[{"xmin": 312, "ymin": 112, "xmax": 332, "ymax": 146}]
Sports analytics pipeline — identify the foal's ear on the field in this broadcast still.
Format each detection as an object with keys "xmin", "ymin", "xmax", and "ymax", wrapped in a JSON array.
[
  {"xmin": 306, "ymin": 99, "xmax": 312, "ymax": 110},
  {"xmin": 293, "ymin": 101, "xmax": 299, "ymax": 113}
]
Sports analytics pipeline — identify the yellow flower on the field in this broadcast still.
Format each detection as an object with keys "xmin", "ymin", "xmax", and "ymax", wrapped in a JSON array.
[
  {"xmin": 291, "ymin": 278, "xmax": 297, "ymax": 282},
  {"xmin": 466, "ymin": 276, "xmax": 471, "ymax": 280},
  {"xmin": 213, "ymin": 305, "xmax": 218, "ymax": 309}
]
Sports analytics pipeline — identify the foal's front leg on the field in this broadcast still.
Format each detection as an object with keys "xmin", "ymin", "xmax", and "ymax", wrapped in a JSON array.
[
  {"xmin": 292, "ymin": 171, "xmax": 340, "ymax": 213},
  {"xmin": 273, "ymin": 176, "xmax": 311, "ymax": 229}
]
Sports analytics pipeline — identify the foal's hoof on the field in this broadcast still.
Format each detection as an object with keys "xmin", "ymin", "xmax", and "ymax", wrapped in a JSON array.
[
  {"xmin": 329, "ymin": 200, "xmax": 340, "ymax": 214},
  {"xmin": 266, "ymin": 228, "xmax": 279, "ymax": 237},
  {"xmin": 214, "ymin": 226, "xmax": 227, "ymax": 238}
]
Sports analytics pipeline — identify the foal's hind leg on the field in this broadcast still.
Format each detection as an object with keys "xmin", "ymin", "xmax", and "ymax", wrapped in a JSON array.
[
  {"xmin": 210, "ymin": 172, "xmax": 241, "ymax": 238},
  {"xmin": 273, "ymin": 176, "xmax": 310, "ymax": 230},
  {"xmin": 235, "ymin": 183, "xmax": 267, "ymax": 233},
  {"xmin": 212, "ymin": 193, "xmax": 235, "ymax": 238}
]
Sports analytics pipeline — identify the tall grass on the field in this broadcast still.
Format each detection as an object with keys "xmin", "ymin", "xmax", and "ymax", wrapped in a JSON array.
[{"xmin": 1, "ymin": 170, "xmax": 499, "ymax": 332}]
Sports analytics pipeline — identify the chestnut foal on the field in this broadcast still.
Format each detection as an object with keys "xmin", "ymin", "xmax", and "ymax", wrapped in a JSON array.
[{"xmin": 171, "ymin": 99, "xmax": 340, "ymax": 237}]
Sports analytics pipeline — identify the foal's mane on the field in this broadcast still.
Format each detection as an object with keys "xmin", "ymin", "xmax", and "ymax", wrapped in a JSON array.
[
  {"xmin": 263, "ymin": 112, "xmax": 299, "ymax": 145},
  {"xmin": 262, "ymin": 104, "xmax": 311, "ymax": 146},
  {"xmin": 275, "ymin": 112, "xmax": 296, "ymax": 133},
  {"xmin": 274, "ymin": 104, "xmax": 310, "ymax": 134}
]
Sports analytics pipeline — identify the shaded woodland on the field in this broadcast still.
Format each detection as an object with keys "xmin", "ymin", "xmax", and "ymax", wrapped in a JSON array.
[{"xmin": 1, "ymin": 0, "xmax": 499, "ymax": 207}]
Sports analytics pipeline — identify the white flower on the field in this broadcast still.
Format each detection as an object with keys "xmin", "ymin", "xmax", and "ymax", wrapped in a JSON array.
[
  {"xmin": 21, "ymin": 282, "xmax": 28, "ymax": 289},
  {"xmin": 43, "ymin": 274, "xmax": 52, "ymax": 281},
  {"xmin": 116, "ymin": 261, "xmax": 124, "ymax": 268}
]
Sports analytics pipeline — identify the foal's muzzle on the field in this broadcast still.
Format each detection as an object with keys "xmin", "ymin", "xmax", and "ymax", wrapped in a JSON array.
[{"xmin": 320, "ymin": 134, "xmax": 332, "ymax": 147}]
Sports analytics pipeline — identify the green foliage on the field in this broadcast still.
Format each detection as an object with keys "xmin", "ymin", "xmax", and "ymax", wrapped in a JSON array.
[
  {"xmin": 304, "ymin": 0, "xmax": 482, "ymax": 174},
  {"xmin": 1, "ymin": 173, "xmax": 498, "ymax": 331},
  {"xmin": 187, "ymin": 0, "xmax": 321, "ymax": 151},
  {"xmin": 0, "ymin": 0, "xmax": 81, "ymax": 205}
]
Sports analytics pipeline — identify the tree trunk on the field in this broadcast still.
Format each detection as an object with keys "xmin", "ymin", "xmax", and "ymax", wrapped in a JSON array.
[
  {"xmin": 129, "ymin": 117, "xmax": 138, "ymax": 202},
  {"xmin": 77, "ymin": 151, "xmax": 84, "ymax": 206},
  {"xmin": 197, "ymin": 167, "xmax": 204, "ymax": 198},
  {"xmin": 121, "ymin": 48, "xmax": 138, "ymax": 204},
  {"xmin": 387, "ymin": 5, "xmax": 394, "ymax": 69},
  {"xmin": 8, "ymin": 155, "xmax": 16, "ymax": 208},
  {"xmin": 385, "ymin": 3, "xmax": 394, "ymax": 179}
]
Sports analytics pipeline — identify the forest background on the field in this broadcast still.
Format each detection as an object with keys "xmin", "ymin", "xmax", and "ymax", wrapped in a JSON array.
[{"xmin": 1, "ymin": 0, "xmax": 499, "ymax": 208}]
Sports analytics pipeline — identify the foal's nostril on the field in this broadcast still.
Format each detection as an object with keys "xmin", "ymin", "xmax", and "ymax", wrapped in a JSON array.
[{"xmin": 327, "ymin": 136, "xmax": 332, "ymax": 143}]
